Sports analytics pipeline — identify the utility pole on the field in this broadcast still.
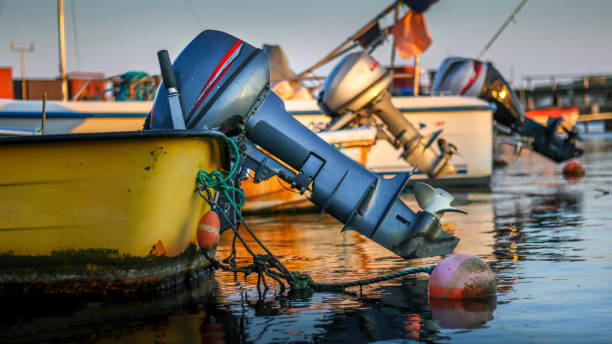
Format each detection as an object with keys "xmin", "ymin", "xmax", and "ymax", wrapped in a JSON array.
[
  {"xmin": 58, "ymin": 0, "xmax": 68, "ymax": 101},
  {"xmin": 10, "ymin": 42, "xmax": 34, "ymax": 100}
]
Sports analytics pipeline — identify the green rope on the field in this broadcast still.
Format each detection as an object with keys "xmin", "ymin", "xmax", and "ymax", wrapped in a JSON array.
[
  {"xmin": 307, "ymin": 265, "xmax": 436, "ymax": 291},
  {"xmin": 197, "ymin": 136, "xmax": 294, "ymax": 281},
  {"xmin": 197, "ymin": 135, "xmax": 245, "ymax": 207},
  {"xmin": 196, "ymin": 135, "xmax": 435, "ymax": 294}
]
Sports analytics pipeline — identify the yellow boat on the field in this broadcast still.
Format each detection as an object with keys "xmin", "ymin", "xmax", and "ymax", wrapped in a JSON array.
[{"xmin": 0, "ymin": 130, "xmax": 229, "ymax": 294}]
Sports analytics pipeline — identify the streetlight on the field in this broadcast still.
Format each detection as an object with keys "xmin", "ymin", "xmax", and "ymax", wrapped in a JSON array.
[{"xmin": 10, "ymin": 41, "xmax": 34, "ymax": 100}]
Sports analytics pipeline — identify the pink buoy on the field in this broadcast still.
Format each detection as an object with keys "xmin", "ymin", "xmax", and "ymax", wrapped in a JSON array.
[{"xmin": 428, "ymin": 254, "xmax": 496, "ymax": 299}]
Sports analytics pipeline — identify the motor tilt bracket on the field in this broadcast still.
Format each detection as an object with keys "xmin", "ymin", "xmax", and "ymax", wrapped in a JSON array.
[
  {"xmin": 240, "ymin": 141, "xmax": 296, "ymax": 184},
  {"xmin": 292, "ymin": 154, "xmax": 324, "ymax": 194}
]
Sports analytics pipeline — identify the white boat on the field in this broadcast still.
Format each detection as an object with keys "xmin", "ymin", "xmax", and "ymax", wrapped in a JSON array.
[
  {"xmin": 0, "ymin": 94, "xmax": 494, "ymax": 188},
  {"xmin": 0, "ymin": 99, "xmax": 148, "ymax": 134},
  {"xmin": 285, "ymin": 96, "xmax": 494, "ymax": 188}
]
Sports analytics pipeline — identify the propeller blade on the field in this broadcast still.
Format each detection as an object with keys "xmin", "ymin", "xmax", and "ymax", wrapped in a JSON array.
[
  {"xmin": 413, "ymin": 182, "xmax": 467, "ymax": 217},
  {"xmin": 414, "ymin": 182, "xmax": 437, "ymax": 210},
  {"xmin": 436, "ymin": 207, "xmax": 468, "ymax": 215}
]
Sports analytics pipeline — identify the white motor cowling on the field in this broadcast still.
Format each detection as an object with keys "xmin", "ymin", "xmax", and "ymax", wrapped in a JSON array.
[{"xmin": 319, "ymin": 52, "xmax": 457, "ymax": 179}]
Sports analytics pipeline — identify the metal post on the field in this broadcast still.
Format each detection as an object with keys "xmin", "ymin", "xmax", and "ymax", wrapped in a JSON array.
[
  {"xmin": 413, "ymin": 55, "xmax": 420, "ymax": 96},
  {"xmin": 41, "ymin": 93, "xmax": 47, "ymax": 135},
  {"xmin": 526, "ymin": 77, "xmax": 533, "ymax": 109},
  {"xmin": 10, "ymin": 42, "xmax": 34, "ymax": 100},
  {"xmin": 583, "ymin": 76, "xmax": 590, "ymax": 107},
  {"xmin": 58, "ymin": 0, "xmax": 68, "ymax": 101},
  {"xmin": 389, "ymin": 2, "xmax": 401, "ymax": 95},
  {"xmin": 519, "ymin": 87, "xmax": 526, "ymax": 109}
]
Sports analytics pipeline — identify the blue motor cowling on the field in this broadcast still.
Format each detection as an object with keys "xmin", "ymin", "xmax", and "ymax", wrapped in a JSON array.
[
  {"xmin": 150, "ymin": 30, "xmax": 270, "ymax": 135},
  {"xmin": 432, "ymin": 57, "xmax": 582, "ymax": 163},
  {"xmin": 148, "ymin": 30, "xmax": 463, "ymax": 259}
]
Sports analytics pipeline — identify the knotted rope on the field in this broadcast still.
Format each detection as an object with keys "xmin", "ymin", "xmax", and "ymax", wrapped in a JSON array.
[{"xmin": 196, "ymin": 135, "xmax": 435, "ymax": 295}]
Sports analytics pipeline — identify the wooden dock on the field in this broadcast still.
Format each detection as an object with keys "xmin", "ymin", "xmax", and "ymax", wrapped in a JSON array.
[
  {"xmin": 577, "ymin": 112, "xmax": 612, "ymax": 122},
  {"xmin": 576, "ymin": 112, "xmax": 612, "ymax": 132}
]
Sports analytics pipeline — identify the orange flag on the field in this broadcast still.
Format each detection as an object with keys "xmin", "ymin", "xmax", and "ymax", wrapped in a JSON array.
[{"xmin": 391, "ymin": 10, "xmax": 432, "ymax": 59}]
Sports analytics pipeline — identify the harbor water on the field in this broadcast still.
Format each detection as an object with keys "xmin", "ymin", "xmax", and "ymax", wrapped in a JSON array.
[{"xmin": 1, "ymin": 134, "xmax": 612, "ymax": 343}]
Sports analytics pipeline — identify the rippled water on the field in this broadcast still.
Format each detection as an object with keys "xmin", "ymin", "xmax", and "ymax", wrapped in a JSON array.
[{"xmin": 2, "ymin": 135, "xmax": 612, "ymax": 343}]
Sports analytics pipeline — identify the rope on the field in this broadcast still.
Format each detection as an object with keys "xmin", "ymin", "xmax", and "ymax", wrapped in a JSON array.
[
  {"xmin": 307, "ymin": 265, "xmax": 435, "ymax": 291},
  {"xmin": 196, "ymin": 135, "xmax": 435, "ymax": 294}
]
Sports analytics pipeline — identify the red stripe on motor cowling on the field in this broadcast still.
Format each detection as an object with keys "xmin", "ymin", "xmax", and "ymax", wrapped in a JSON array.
[
  {"xmin": 188, "ymin": 39, "xmax": 243, "ymax": 116},
  {"xmin": 371, "ymin": 61, "xmax": 379, "ymax": 71},
  {"xmin": 191, "ymin": 62, "xmax": 232, "ymax": 114},
  {"xmin": 458, "ymin": 61, "xmax": 482, "ymax": 95}
]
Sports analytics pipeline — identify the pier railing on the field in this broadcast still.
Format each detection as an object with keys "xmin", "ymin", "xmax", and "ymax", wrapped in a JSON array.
[{"xmin": 518, "ymin": 73, "xmax": 612, "ymax": 114}]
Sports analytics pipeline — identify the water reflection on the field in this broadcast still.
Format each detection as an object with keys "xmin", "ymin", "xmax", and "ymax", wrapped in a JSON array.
[
  {"xmin": 492, "ymin": 188, "xmax": 584, "ymax": 263},
  {"xmin": 3, "ymin": 136, "xmax": 610, "ymax": 343},
  {"xmin": 0, "ymin": 278, "xmax": 241, "ymax": 343},
  {"xmin": 429, "ymin": 296, "xmax": 497, "ymax": 329}
]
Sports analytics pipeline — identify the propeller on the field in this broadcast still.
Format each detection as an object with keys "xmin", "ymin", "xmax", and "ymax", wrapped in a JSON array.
[
  {"xmin": 414, "ymin": 182, "xmax": 467, "ymax": 218},
  {"xmin": 562, "ymin": 125, "xmax": 583, "ymax": 142},
  {"xmin": 437, "ymin": 137, "xmax": 458, "ymax": 156}
]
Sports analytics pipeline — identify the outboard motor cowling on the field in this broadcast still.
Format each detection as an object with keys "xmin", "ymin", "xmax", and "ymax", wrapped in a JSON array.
[
  {"xmin": 432, "ymin": 57, "xmax": 582, "ymax": 162},
  {"xmin": 318, "ymin": 52, "xmax": 457, "ymax": 179},
  {"xmin": 150, "ymin": 30, "xmax": 463, "ymax": 259}
]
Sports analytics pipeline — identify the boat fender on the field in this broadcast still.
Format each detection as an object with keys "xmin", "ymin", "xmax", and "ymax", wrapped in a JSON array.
[
  {"xmin": 197, "ymin": 211, "xmax": 221, "ymax": 250},
  {"xmin": 562, "ymin": 160, "xmax": 584, "ymax": 179},
  {"xmin": 428, "ymin": 254, "xmax": 496, "ymax": 299}
]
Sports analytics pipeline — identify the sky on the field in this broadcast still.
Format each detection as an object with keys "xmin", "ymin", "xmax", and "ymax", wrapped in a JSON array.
[{"xmin": 0, "ymin": 0, "xmax": 610, "ymax": 88}]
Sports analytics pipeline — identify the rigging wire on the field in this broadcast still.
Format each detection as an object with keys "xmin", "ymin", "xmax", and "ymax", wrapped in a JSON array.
[
  {"xmin": 183, "ymin": 0, "xmax": 204, "ymax": 29},
  {"xmin": 478, "ymin": 0, "xmax": 529, "ymax": 59},
  {"xmin": 70, "ymin": 0, "xmax": 81, "ymax": 71}
]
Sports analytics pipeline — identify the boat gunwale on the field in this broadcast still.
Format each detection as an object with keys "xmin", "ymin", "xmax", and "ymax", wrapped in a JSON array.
[
  {"xmin": 0, "ymin": 129, "xmax": 232, "ymax": 170},
  {"xmin": 0, "ymin": 129, "xmax": 227, "ymax": 145}
]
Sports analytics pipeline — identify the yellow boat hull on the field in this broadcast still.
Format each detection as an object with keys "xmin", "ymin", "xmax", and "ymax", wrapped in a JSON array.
[{"xmin": 0, "ymin": 130, "xmax": 228, "ymax": 293}]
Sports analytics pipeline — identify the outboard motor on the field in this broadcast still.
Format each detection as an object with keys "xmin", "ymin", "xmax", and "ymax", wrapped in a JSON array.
[
  {"xmin": 149, "ymin": 30, "xmax": 464, "ymax": 259},
  {"xmin": 318, "ymin": 52, "xmax": 457, "ymax": 179},
  {"xmin": 432, "ymin": 57, "xmax": 582, "ymax": 162}
]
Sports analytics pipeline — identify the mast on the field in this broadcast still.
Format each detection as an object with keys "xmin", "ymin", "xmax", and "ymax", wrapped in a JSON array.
[
  {"xmin": 58, "ymin": 0, "xmax": 68, "ymax": 101},
  {"xmin": 389, "ymin": 2, "xmax": 401, "ymax": 95}
]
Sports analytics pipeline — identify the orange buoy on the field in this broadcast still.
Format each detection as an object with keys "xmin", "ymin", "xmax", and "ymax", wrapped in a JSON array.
[
  {"xmin": 428, "ymin": 254, "xmax": 496, "ymax": 299},
  {"xmin": 197, "ymin": 211, "xmax": 221, "ymax": 250},
  {"xmin": 562, "ymin": 160, "xmax": 584, "ymax": 178}
]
